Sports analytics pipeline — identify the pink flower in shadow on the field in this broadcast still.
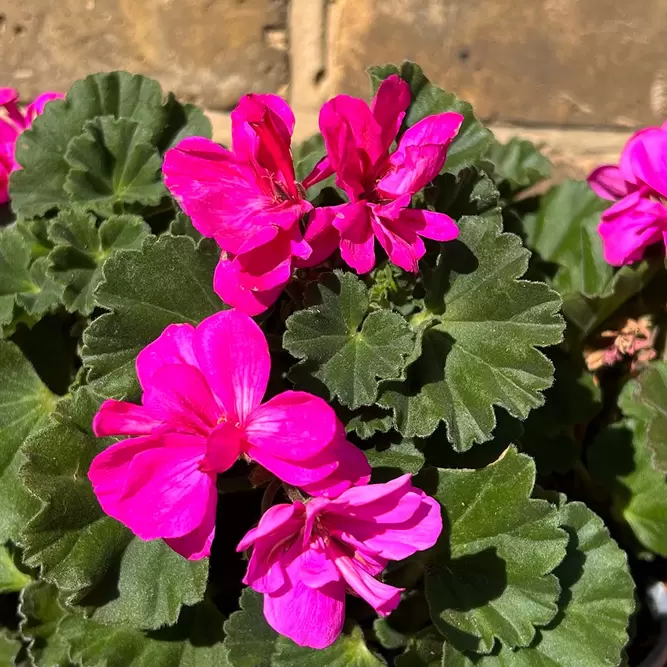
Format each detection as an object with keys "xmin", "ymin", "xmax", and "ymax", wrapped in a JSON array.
[
  {"xmin": 300, "ymin": 75, "xmax": 463, "ymax": 274},
  {"xmin": 238, "ymin": 474, "xmax": 442, "ymax": 649},
  {"xmin": 89, "ymin": 309, "xmax": 369, "ymax": 560},
  {"xmin": 0, "ymin": 87, "xmax": 63, "ymax": 204},
  {"xmin": 163, "ymin": 94, "xmax": 319, "ymax": 315},
  {"xmin": 589, "ymin": 122, "xmax": 667, "ymax": 265}
]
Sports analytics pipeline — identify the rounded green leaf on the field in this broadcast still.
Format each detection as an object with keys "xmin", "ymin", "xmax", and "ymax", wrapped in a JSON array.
[
  {"xmin": 19, "ymin": 388, "xmax": 208, "ymax": 630},
  {"xmin": 633, "ymin": 361, "xmax": 667, "ymax": 474},
  {"xmin": 380, "ymin": 211, "xmax": 564, "ymax": 450},
  {"xmin": 424, "ymin": 447, "xmax": 568, "ymax": 654},
  {"xmin": 0, "ymin": 341, "xmax": 56, "ymax": 543},
  {"xmin": 0, "ymin": 544, "xmax": 32, "ymax": 593},
  {"xmin": 442, "ymin": 501, "xmax": 634, "ymax": 666},
  {"xmin": 284, "ymin": 272, "xmax": 416, "ymax": 410},
  {"xmin": 81, "ymin": 234, "xmax": 225, "ymax": 400},
  {"xmin": 485, "ymin": 138, "xmax": 552, "ymax": 193}
]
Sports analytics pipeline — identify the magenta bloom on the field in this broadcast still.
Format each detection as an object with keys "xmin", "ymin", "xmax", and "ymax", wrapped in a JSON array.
[
  {"xmin": 303, "ymin": 75, "xmax": 462, "ymax": 274},
  {"xmin": 89, "ymin": 309, "xmax": 369, "ymax": 560},
  {"xmin": 589, "ymin": 122, "xmax": 667, "ymax": 265},
  {"xmin": 0, "ymin": 87, "xmax": 63, "ymax": 204},
  {"xmin": 163, "ymin": 94, "xmax": 317, "ymax": 315},
  {"xmin": 238, "ymin": 474, "xmax": 442, "ymax": 648}
]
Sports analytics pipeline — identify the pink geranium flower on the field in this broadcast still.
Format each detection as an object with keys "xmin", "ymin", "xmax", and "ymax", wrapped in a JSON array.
[
  {"xmin": 163, "ymin": 94, "xmax": 318, "ymax": 315},
  {"xmin": 588, "ymin": 122, "xmax": 667, "ymax": 265},
  {"xmin": 238, "ymin": 474, "xmax": 442, "ymax": 649},
  {"xmin": 0, "ymin": 87, "xmax": 63, "ymax": 204},
  {"xmin": 88, "ymin": 309, "xmax": 369, "ymax": 560},
  {"xmin": 302, "ymin": 75, "xmax": 463, "ymax": 274}
]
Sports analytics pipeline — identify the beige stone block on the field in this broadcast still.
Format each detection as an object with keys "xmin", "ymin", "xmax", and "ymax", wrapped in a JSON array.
[
  {"xmin": 329, "ymin": 0, "xmax": 667, "ymax": 127},
  {"xmin": 0, "ymin": 0, "xmax": 288, "ymax": 108}
]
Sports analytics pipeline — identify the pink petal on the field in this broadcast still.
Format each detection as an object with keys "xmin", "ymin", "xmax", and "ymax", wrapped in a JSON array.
[
  {"xmin": 290, "ymin": 546, "xmax": 341, "ymax": 590},
  {"xmin": 587, "ymin": 165, "xmax": 631, "ymax": 201},
  {"xmin": 244, "ymin": 391, "xmax": 338, "ymax": 461},
  {"xmin": 300, "ymin": 430, "xmax": 371, "ymax": 498},
  {"xmin": 237, "ymin": 503, "xmax": 303, "ymax": 552},
  {"xmin": 0, "ymin": 88, "xmax": 19, "ymax": 107},
  {"xmin": 330, "ymin": 473, "xmax": 413, "ymax": 508},
  {"xmin": 193, "ymin": 310, "xmax": 270, "ymax": 423},
  {"xmin": 0, "ymin": 164, "xmax": 9, "ymax": 205},
  {"xmin": 24, "ymin": 92, "xmax": 64, "ymax": 123},
  {"xmin": 397, "ymin": 208, "xmax": 459, "ymax": 242},
  {"xmin": 232, "ymin": 93, "xmax": 295, "ymax": 157},
  {"xmin": 89, "ymin": 433, "xmax": 213, "ymax": 540},
  {"xmin": 248, "ymin": 445, "xmax": 339, "ymax": 488},
  {"xmin": 625, "ymin": 127, "xmax": 667, "ymax": 199},
  {"xmin": 302, "ymin": 155, "xmax": 335, "ymax": 191},
  {"xmin": 203, "ymin": 420, "xmax": 244, "ymax": 473},
  {"xmin": 163, "ymin": 137, "xmax": 280, "ymax": 254},
  {"xmin": 371, "ymin": 75, "xmax": 411, "ymax": 154},
  {"xmin": 234, "ymin": 232, "xmax": 295, "ymax": 292},
  {"xmin": 620, "ymin": 127, "xmax": 661, "ymax": 185},
  {"xmin": 165, "ymin": 490, "xmax": 217, "ymax": 560},
  {"xmin": 294, "ymin": 207, "xmax": 340, "ymax": 269},
  {"xmin": 377, "ymin": 112, "xmax": 464, "ymax": 198},
  {"xmin": 598, "ymin": 194, "xmax": 667, "ymax": 265},
  {"xmin": 243, "ymin": 548, "xmax": 289, "ymax": 594},
  {"xmin": 333, "ymin": 551, "xmax": 402, "ymax": 616},
  {"xmin": 142, "ymin": 364, "xmax": 220, "ymax": 433},
  {"xmin": 214, "ymin": 254, "xmax": 284, "ymax": 315},
  {"xmin": 136, "ymin": 323, "xmax": 197, "ymax": 391},
  {"xmin": 0, "ymin": 118, "xmax": 19, "ymax": 147},
  {"xmin": 371, "ymin": 212, "xmax": 425, "ymax": 273},
  {"xmin": 263, "ymin": 580, "xmax": 346, "ymax": 649},
  {"xmin": 93, "ymin": 399, "xmax": 162, "ymax": 437},
  {"xmin": 334, "ymin": 202, "xmax": 376, "ymax": 274}
]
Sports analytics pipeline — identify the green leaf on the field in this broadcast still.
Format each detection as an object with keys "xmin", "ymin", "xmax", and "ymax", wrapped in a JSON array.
[
  {"xmin": 519, "ymin": 350, "xmax": 601, "ymax": 474},
  {"xmin": 48, "ymin": 210, "xmax": 150, "ymax": 315},
  {"xmin": 0, "ymin": 340, "xmax": 56, "ymax": 543},
  {"xmin": 168, "ymin": 212, "xmax": 204, "ymax": 243},
  {"xmin": 19, "ymin": 581, "xmax": 72, "ymax": 667},
  {"xmin": 223, "ymin": 588, "xmax": 278, "ymax": 667},
  {"xmin": 424, "ymin": 447, "xmax": 568, "ymax": 653},
  {"xmin": 633, "ymin": 361, "xmax": 667, "ymax": 473},
  {"xmin": 346, "ymin": 408, "xmax": 394, "ymax": 440},
  {"xmin": 64, "ymin": 117, "xmax": 167, "ymax": 216},
  {"xmin": 0, "ymin": 543, "xmax": 32, "ymax": 593},
  {"xmin": 81, "ymin": 234, "xmax": 225, "ymax": 400},
  {"xmin": 395, "ymin": 627, "xmax": 443, "ymax": 667},
  {"xmin": 20, "ymin": 388, "xmax": 208, "ymax": 629},
  {"xmin": 284, "ymin": 272, "xmax": 415, "ymax": 410},
  {"xmin": 365, "ymin": 439, "xmax": 424, "ymax": 475},
  {"xmin": 0, "ymin": 630, "xmax": 21, "ymax": 666},
  {"xmin": 380, "ymin": 212, "xmax": 564, "ymax": 449},
  {"xmin": 369, "ymin": 62, "xmax": 494, "ymax": 174},
  {"xmin": 442, "ymin": 501, "xmax": 634, "ymax": 667},
  {"xmin": 10, "ymin": 71, "xmax": 211, "ymax": 218},
  {"xmin": 273, "ymin": 625, "xmax": 386, "ymax": 667},
  {"xmin": 61, "ymin": 599, "xmax": 227, "ymax": 667},
  {"xmin": 523, "ymin": 180, "xmax": 611, "ymax": 299},
  {"xmin": 485, "ymin": 138, "xmax": 552, "ymax": 193},
  {"xmin": 588, "ymin": 379, "xmax": 667, "ymax": 556}
]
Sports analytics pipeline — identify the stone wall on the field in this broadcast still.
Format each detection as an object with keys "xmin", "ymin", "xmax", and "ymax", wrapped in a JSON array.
[{"xmin": 3, "ymin": 0, "xmax": 663, "ymax": 175}]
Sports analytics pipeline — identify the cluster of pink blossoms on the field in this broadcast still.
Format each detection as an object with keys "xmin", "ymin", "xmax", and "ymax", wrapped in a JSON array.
[
  {"xmin": 89, "ymin": 310, "xmax": 441, "ymax": 647},
  {"xmin": 88, "ymin": 76, "xmax": 456, "ymax": 648},
  {"xmin": 163, "ymin": 75, "xmax": 463, "ymax": 315},
  {"xmin": 589, "ymin": 121, "xmax": 667, "ymax": 265},
  {"xmin": 0, "ymin": 88, "xmax": 63, "ymax": 203}
]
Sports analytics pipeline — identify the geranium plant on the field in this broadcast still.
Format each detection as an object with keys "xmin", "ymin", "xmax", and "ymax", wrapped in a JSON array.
[{"xmin": 0, "ymin": 61, "xmax": 664, "ymax": 666}]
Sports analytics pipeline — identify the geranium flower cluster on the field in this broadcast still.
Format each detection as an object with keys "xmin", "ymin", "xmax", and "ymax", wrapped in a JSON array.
[
  {"xmin": 0, "ymin": 88, "xmax": 63, "ymax": 203},
  {"xmin": 163, "ymin": 75, "xmax": 463, "ymax": 314},
  {"xmin": 589, "ymin": 121, "xmax": 667, "ymax": 265}
]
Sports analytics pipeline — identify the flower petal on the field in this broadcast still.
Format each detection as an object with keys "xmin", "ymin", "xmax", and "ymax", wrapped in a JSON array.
[
  {"xmin": 302, "ymin": 155, "xmax": 335, "ymax": 191},
  {"xmin": 587, "ymin": 165, "xmax": 631, "ymax": 201},
  {"xmin": 193, "ymin": 310, "xmax": 270, "ymax": 422},
  {"xmin": 248, "ymin": 446, "xmax": 339, "ymax": 488},
  {"xmin": 396, "ymin": 208, "xmax": 459, "ymax": 242},
  {"xmin": 89, "ymin": 433, "xmax": 213, "ymax": 540},
  {"xmin": 165, "ymin": 490, "xmax": 217, "ymax": 560},
  {"xmin": 24, "ymin": 92, "xmax": 64, "ymax": 123},
  {"xmin": 142, "ymin": 363, "xmax": 220, "ymax": 433},
  {"xmin": 237, "ymin": 503, "xmax": 303, "ymax": 552},
  {"xmin": 294, "ymin": 207, "xmax": 340, "ymax": 269},
  {"xmin": 371, "ymin": 211, "xmax": 425, "ymax": 273},
  {"xmin": 135, "ymin": 323, "xmax": 197, "ymax": 390},
  {"xmin": 371, "ymin": 74, "xmax": 411, "ymax": 154},
  {"xmin": 204, "ymin": 420, "xmax": 244, "ymax": 473},
  {"xmin": 377, "ymin": 112, "xmax": 464, "ymax": 198},
  {"xmin": 625, "ymin": 127, "xmax": 667, "ymax": 199},
  {"xmin": 93, "ymin": 399, "xmax": 162, "ymax": 437},
  {"xmin": 598, "ymin": 191, "xmax": 667, "ymax": 265},
  {"xmin": 244, "ymin": 391, "xmax": 338, "ymax": 461},
  {"xmin": 334, "ymin": 202, "xmax": 376, "ymax": 274},
  {"xmin": 263, "ymin": 580, "xmax": 346, "ymax": 649}
]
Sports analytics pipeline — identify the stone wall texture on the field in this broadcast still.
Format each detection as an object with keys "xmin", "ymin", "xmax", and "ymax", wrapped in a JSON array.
[{"xmin": 1, "ymin": 0, "xmax": 666, "ymax": 128}]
